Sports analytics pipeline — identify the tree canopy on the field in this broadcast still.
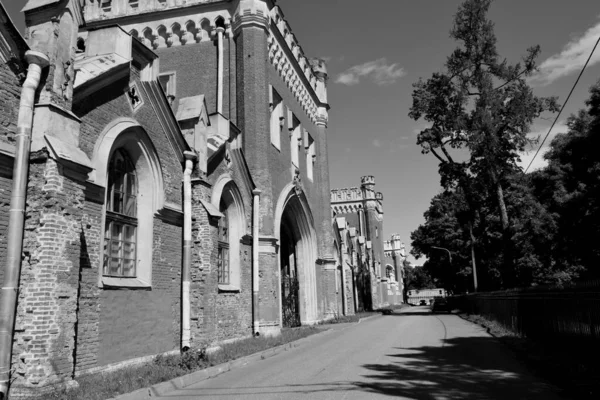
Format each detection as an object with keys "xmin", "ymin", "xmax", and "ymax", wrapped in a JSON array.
[{"xmin": 408, "ymin": 0, "xmax": 563, "ymax": 290}]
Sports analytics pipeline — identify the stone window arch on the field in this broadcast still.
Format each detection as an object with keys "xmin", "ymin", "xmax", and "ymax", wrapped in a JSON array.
[
  {"xmin": 386, "ymin": 265, "xmax": 394, "ymax": 281},
  {"xmin": 212, "ymin": 178, "xmax": 245, "ymax": 291},
  {"xmin": 91, "ymin": 119, "xmax": 164, "ymax": 288}
]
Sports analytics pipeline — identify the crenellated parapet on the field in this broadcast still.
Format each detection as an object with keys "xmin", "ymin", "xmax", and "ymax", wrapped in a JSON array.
[
  {"xmin": 82, "ymin": 0, "xmax": 225, "ymax": 23},
  {"xmin": 268, "ymin": 5, "xmax": 325, "ymax": 124},
  {"xmin": 331, "ymin": 187, "xmax": 363, "ymax": 203}
]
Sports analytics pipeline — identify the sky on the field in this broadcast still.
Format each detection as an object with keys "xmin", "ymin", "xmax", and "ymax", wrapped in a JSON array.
[{"xmin": 5, "ymin": 0, "xmax": 600, "ymax": 265}]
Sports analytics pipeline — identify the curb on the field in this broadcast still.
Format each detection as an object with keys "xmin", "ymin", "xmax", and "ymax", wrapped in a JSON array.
[{"xmin": 110, "ymin": 327, "xmax": 335, "ymax": 400}]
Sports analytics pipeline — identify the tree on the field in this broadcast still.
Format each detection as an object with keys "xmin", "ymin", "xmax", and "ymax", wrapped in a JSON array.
[
  {"xmin": 409, "ymin": 0, "xmax": 558, "ymax": 286},
  {"xmin": 411, "ymin": 190, "xmax": 475, "ymax": 292},
  {"xmin": 411, "ymin": 177, "xmax": 568, "ymax": 291},
  {"xmin": 404, "ymin": 266, "xmax": 435, "ymax": 291},
  {"xmin": 529, "ymin": 81, "xmax": 600, "ymax": 281}
]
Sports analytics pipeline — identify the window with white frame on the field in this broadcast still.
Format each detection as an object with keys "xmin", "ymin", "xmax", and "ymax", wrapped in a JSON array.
[
  {"xmin": 306, "ymin": 133, "xmax": 315, "ymax": 181},
  {"xmin": 270, "ymin": 87, "xmax": 283, "ymax": 149},
  {"xmin": 289, "ymin": 113, "xmax": 301, "ymax": 167},
  {"xmin": 215, "ymin": 181, "xmax": 244, "ymax": 291},
  {"xmin": 104, "ymin": 149, "xmax": 137, "ymax": 278},
  {"xmin": 158, "ymin": 72, "xmax": 176, "ymax": 97},
  {"xmin": 386, "ymin": 266, "xmax": 394, "ymax": 281},
  {"xmin": 218, "ymin": 197, "xmax": 230, "ymax": 285}
]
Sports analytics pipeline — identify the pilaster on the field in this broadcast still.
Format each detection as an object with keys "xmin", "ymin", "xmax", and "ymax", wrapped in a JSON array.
[{"xmin": 233, "ymin": 1, "xmax": 274, "ymax": 234}]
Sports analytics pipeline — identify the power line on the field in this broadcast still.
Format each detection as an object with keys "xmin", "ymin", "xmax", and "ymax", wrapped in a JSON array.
[{"xmin": 524, "ymin": 35, "xmax": 600, "ymax": 173}]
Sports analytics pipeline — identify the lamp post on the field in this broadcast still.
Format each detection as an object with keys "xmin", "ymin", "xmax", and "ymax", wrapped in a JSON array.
[{"xmin": 431, "ymin": 246, "xmax": 452, "ymax": 265}]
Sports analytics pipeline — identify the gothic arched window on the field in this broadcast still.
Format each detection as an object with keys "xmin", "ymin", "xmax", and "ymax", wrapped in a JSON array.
[
  {"xmin": 218, "ymin": 197, "xmax": 230, "ymax": 285},
  {"xmin": 103, "ymin": 149, "xmax": 138, "ymax": 278}
]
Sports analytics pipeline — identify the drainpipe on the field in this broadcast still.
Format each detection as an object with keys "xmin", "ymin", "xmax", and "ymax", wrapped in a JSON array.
[
  {"xmin": 340, "ymin": 257, "xmax": 347, "ymax": 316},
  {"xmin": 181, "ymin": 151, "xmax": 197, "ymax": 351},
  {"xmin": 0, "ymin": 50, "xmax": 50, "ymax": 399},
  {"xmin": 252, "ymin": 189, "xmax": 261, "ymax": 336},
  {"xmin": 216, "ymin": 26, "xmax": 225, "ymax": 114}
]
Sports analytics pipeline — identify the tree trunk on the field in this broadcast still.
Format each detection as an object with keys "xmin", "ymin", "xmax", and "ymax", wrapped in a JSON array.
[
  {"xmin": 468, "ymin": 221, "xmax": 478, "ymax": 292},
  {"xmin": 493, "ymin": 178, "xmax": 515, "ymax": 287},
  {"xmin": 495, "ymin": 180, "xmax": 510, "ymax": 231}
]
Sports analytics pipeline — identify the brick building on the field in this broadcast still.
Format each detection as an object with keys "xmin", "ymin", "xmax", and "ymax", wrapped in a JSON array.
[
  {"xmin": 331, "ymin": 176, "xmax": 404, "ymax": 311},
  {"xmin": 0, "ymin": 0, "xmax": 337, "ymax": 396},
  {"xmin": 384, "ymin": 234, "xmax": 406, "ymax": 305}
]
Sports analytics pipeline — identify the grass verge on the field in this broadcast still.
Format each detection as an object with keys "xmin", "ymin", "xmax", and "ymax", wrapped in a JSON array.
[
  {"xmin": 317, "ymin": 311, "xmax": 378, "ymax": 325},
  {"xmin": 461, "ymin": 313, "xmax": 599, "ymax": 400},
  {"xmin": 33, "ymin": 326, "xmax": 322, "ymax": 400}
]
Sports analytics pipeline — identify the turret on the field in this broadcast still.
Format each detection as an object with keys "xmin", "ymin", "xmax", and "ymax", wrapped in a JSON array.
[
  {"xmin": 360, "ymin": 175, "xmax": 375, "ymax": 198},
  {"xmin": 309, "ymin": 57, "xmax": 328, "ymax": 104}
]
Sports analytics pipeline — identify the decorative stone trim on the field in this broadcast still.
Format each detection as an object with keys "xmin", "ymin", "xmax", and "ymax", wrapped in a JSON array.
[
  {"xmin": 156, "ymin": 204, "xmax": 184, "ymax": 225},
  {"xmin": 258, "ymin": 235, "xmax": 278, "ymax": 254},
  {"xmin": 267, "ymin": 29, "xmax": 318, "ymax": 124}
]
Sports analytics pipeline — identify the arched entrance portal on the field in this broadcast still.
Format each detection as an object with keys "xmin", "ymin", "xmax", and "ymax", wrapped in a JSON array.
[
  {"xmin": 275, "ymin": 185, "xmax": 318, "ymax": 327},
  {"xmin": 280, "ymin": 212, "xmax": 301, "ymax": 327}
]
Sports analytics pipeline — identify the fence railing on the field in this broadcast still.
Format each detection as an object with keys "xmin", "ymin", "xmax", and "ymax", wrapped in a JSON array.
[{"xmin": 450, "ymin": 281, "xmax": 600, "ymax": 343}]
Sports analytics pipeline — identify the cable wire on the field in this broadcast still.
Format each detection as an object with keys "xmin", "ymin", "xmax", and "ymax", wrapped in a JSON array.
[{"xmin": 524, "ymin": 35, "xmax": 600, "ymax": 173}]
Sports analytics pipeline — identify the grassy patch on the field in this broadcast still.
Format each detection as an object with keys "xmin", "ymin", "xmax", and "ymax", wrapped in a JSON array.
[
  {"xmin": 318, "ymin": 311, "xmax": 378, "ymax": 325},
  {"xmin": 461, "ymin": 313, "xmax": 600, "ymax": 399},
  {"xmin": 32, "ymin": 326, "xmax": 321, "ymax": 400}
]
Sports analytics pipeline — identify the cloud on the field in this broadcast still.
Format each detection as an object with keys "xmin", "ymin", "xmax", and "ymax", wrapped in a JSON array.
[
  {"xmin": 518, "ymin": 120, "xmax": 569, "ymax": 172},
  {"xmin": 530, "ymin": 20, "xmax": 600, "ymax": 85},
  {"xmin": 372, "ymin": 139, "xmax": 383, "ymax": 147},
  {"xmin": 335, "ymin": 58, "xmax": 406, "ymax": 86}
]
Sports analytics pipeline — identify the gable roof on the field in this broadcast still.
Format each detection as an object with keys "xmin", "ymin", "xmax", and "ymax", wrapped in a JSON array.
[{"xmin": 141, "ymin": 80, "xmax": 191, "ymax": 163}]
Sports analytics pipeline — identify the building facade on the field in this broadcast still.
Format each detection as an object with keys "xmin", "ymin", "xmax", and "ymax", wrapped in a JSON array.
[
  {"xmin": 331, "ymin": 176, "xmax": 404, "ymax": 311},
  {"xmin": 384, "ymin": 234, "xmax": 406, "ymax": 305},
  {"xmin": 0, "ymin": 0, "xmax": 337, "ymax": 396},
  {"xmin": 407, "ymin": 288, "xmax": 447, "ymax": 306}
]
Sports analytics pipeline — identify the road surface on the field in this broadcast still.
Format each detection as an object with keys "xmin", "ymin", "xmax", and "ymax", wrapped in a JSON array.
[{"xmin": 155, "ymin": 307, "xmax": 562, "ymax": 399}]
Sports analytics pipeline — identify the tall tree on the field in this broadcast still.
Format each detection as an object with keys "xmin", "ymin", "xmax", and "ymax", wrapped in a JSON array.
[
  {"xmin": 530, "ymin": 81, "xmax": 600, "ymax": 281},
  {"xmin": 408, "ymin": 0, "xmax": 558, "ymax": 285}
]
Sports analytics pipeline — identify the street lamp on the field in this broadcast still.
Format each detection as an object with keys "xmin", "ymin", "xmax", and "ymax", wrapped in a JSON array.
[{"xmin": 431, "ymin": 246, "xmax": 452, "ymax": 265}]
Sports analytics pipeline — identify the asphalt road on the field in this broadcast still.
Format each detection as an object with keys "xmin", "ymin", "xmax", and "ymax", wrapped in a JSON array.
[{"xmin": 155, "ymin": 307, "xmax": 562, "ymax": 399}]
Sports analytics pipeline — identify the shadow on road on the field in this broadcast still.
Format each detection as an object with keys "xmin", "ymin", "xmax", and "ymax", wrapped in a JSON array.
[
  {"xmin": 169, "ymin": 336, "xmax": 567, "ymax": 399},
  {"xmin": 355, "ymin": 336, "xmax": 566, "ymax": 400},
  {"xmin": 382, "ymin": 311, "xmax": 453, "ymax": 316}
]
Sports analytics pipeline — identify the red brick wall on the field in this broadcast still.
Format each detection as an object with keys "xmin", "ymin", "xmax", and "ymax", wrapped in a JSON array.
[
  {"xmin": 190, "ymin": 146, "xmax": 254, "ymax": 344},
  {"xmin": 0, "ymin": 159, "xmax": 13, "ymax": 290},
  {"xmin": 0, "ymin": 62, "xmax": 22, "ymax": 146},
  {"xmin": 10, "ymin": 67, "xmax": 187, "ymax": 392},
  {"xmin": 156, "ymin": 39, "xmax": 233, "ymax": 120}
]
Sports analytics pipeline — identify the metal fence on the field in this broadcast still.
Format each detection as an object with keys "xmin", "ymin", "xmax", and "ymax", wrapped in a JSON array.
[{"xmin": 450, "ymin": 280, "xmax": 600, "ymax": 343}]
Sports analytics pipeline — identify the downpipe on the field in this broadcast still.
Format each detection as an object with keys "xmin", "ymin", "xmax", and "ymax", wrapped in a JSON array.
[
  {"xmin": 0, "ymin": 51, "xmax": 49, "ymax": 399},
  {"xmin": 252, "ymin": 189, "xmax": 261, "ymax": 336},
  {"xmin": 181, "ymin": 152, "xmax": 197, "ymax": 352}
]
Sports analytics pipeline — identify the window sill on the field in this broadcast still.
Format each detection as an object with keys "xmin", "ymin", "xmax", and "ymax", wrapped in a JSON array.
[
  {"xmin": 218, "ymin": 284, "xmax": 240, "ymax": 293},
  {"xmin": 101, "ymin": 277, "xmax": 151, "ymax": 290}
]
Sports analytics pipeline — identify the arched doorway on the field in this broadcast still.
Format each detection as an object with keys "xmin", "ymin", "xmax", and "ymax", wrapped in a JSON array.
[
  {"xmin": 280, "ymin": 213, "xmax": 300, "ymax": 327},
  {"xmin": 275, "ymin": 185, "xmax": 318, "ymax": 327}
]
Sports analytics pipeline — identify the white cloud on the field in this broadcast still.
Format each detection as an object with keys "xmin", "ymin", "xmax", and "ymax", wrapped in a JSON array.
[
  {"xmin": 372, "ymin": 139, "xmax": 382, "ymax": 147},
  {"xmin": 530, "ymin": 20, "xmax": 600, "ymax": 86},
  {"xmin": 335, "ymin": 58, "xmax": 406, "ymax": 86},
  {"xmin": 518, "ymin": 121, "xmax": 569, "ymax": 172}
]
